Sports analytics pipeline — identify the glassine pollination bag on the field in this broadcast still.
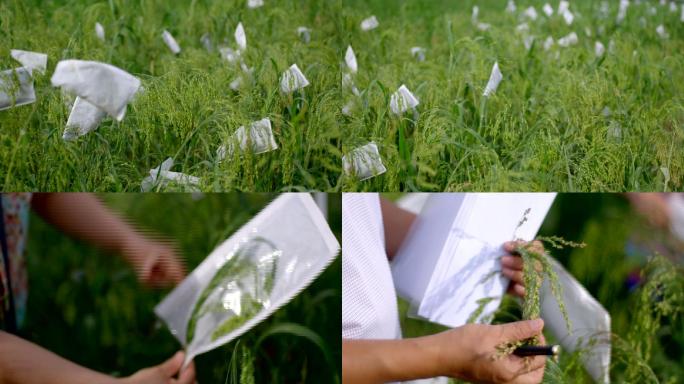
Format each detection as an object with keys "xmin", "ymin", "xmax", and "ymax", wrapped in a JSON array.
[
  {"xmin": 141, "ymin": 158, "xmax": 200, "ymax": 192},
  {"xmin": 51, "ymin": 60, "xmax": 141, "ymax": 122},
  {"xmin": 216, "ymin": 118, "xmax": 278, "ymax": 161},
  {"xmin": 155, "ymin": 193, "xmax": 340, "ymax": 368},
  {"xmin": 342, "ymin": 142, "xmax": 387, "ymax": 181},
  {"xmin": 63, "ymin": 97, "xmax": 107, "ymax": 141},
  {"xmin": 0, "ymin": 67, "xmax": 36, "ymax": 111}
]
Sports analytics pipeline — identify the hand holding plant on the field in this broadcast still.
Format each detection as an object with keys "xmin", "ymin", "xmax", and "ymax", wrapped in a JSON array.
[
  {"xmin": 428, "ymin": 319, "xmax": 546, "ymax": 383},
  {"xmin": 121, "ymin": 351, "xmax": 196, "ymax": 384},
  {"xmin": 501, "ymin": 240, "xmax": 545, "ymax": 298}
]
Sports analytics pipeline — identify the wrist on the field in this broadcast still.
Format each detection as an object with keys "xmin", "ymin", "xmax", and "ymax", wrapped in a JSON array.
[{"xmin": 427, "ymin": 327, "xmax": 471, "ymax": 379}]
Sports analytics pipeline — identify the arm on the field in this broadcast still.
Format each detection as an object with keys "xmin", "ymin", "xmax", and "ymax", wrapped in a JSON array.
[
  {"xmin": 0, "ymin": 331, "xmax": 116, "ymax": 384},
  {"xmin": 31, "ymin": 193, "xmax": 142, "ymax": 255},
  {"xmin": 379, "ymin": 198, "xmax": 416, "ymax": 260},
  {"xmin": 0, "ymin": 332, "xmax": 195, "ymax": 384},
  {"xmin": 343, "ymin": 319, "xmax": 546, "ymax": 384},
  {"xmin": 31, "ymin": 193, "xmax": 186, "ymax": 287}
]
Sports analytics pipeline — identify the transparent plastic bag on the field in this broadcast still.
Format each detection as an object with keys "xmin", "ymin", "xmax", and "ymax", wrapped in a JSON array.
[{"xmin": 155, "ymin": 193, "xmax": 340, "ymax": 367}]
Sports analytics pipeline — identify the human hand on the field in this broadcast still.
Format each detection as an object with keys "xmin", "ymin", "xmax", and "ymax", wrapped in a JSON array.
[
  {"xmin": 501, "ymin": 240, "xmax": 544, "ymax": 298},
  {"xmin": 122, "ymin": 235, "xmax": 187, "ymax": 288},
  {"xmin": 434, "ymin": 319, "xmax": 546, "ymax": 384},
  {"xmin": 121, "ymin": 351, "xmax": 196, "ymax": 384}
]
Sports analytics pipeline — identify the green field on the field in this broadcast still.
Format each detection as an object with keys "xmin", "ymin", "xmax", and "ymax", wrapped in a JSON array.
[
  {"xmin": 341, "ymin": 0, "xmax": 684, "ymax": 192},
  {"xmin": 1, "ymin": 0, "xmax": 346, "ymax": 191},
  {"xmin": 394, "ymin": 194, "xmax": 684, "ymax": 383},
  {"xmin": 20, "ymin": 193, "xmax": 341, "ymax": 383},
  {"xmin": 1, "ymin": 0, "xmax": 682, "ymax": 192}
]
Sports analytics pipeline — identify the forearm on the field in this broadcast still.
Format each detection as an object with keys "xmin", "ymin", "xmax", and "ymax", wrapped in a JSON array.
[
  {"xmin": 0, "ymin": 331, "xmax": 117, "ymax": 384},
  {"xmin": 379, "ymin": 198, "xmax": 416, "ymax": 260},
  {"xmin": 31, "ymin": 193, "xmax": 144, "ymax": 254},
  {"xmin": 342, "ymin": 335, "xmax": 449, "ymax": 384}
]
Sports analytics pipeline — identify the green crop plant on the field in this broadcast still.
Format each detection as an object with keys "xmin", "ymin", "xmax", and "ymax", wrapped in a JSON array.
[
  {"xmin": 494, "ymin": 237, "xmax": 585, "ymax": 360},
  {"xmin": 186, "ymin": 236, "xmax": 278, "ymax": 344}
]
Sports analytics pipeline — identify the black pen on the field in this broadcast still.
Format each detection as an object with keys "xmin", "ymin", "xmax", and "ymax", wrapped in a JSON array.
[{"xmin": 513, "ymin": 345, "xmax": 561, "ymax": 358}]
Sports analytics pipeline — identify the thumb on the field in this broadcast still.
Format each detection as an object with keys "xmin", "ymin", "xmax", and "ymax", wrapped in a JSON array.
[
  {"xmin": 158, "ymin": 351, "xmax": 184, "ymax": 377},
  {"xmin": 500, "ymin": 318, "xmax": 544, "ymax": 342}
]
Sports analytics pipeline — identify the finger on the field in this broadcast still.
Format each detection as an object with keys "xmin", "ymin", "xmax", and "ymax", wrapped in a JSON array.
[
  {"xmin": 501, "ymin": 255, "xmax": 524, "ymax": 270},
  {"xmin": 504, "ymin": 240, "xmax": 544, "ymax": 255},
  {"xmin": 519, "ymin": 355, "xmax": 546, "ymax": 373},
  {"xmin": 511, "ymin": 366, "xmax": 545, "ymax": 384},
  {"xmin": 503, "ymin": 241, "xmax": 522, "ymax": 253},
  {"xmin": 160, "ymin": 249, "xmax": 186, "ymax": 284},
  {"xmin": 174, "ymin": 360, "xmax": 196, "ymax": 384},
  {"xmin": 506, "ymin": 283, "xmax": 525, "ymax": 297},
  {"xmin": 159, "ymin": 351, "xmax": 184, "ymax": 377},
  {"xmin": 499, "ymin": 319, "xmax": 544, "ymax": 342},
  {"xmin": 502, "ymin": 268, "xmax": 524, "ymax": 285},
  {"xmin": 529, "ymin": 240, "xmax": 544, "ymax": 255}
]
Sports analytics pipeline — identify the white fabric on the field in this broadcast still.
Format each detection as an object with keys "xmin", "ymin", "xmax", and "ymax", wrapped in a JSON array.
[{"xmin": 342, "ymin": 193, "xmax": 401, "ymax": 340}]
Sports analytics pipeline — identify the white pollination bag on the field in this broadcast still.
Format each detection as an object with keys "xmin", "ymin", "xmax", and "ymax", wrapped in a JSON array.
[
  {"xmin": 10, "ymin": 50, "xmax": 48, "ymax": 75},
  {"xmin": 51, "ymin": 60, "xmax": 141, "ymax": 121},
  {"xmin": 155, "ymin": 193, "xmax": 340, "ymax": 368},
  {"xmin": 390, "ymin": 84, "xmax": 419, "ymax": 115},
  {"xmin": 141, "ymin": 158, "xmax": 201, "ymax": 192},
  {"xmin": 280, "ymin": 64, "xmax": 309, "ymax": 94},
  {"xmin": 63, "ymin": 97, "xmax": 107, "ymax": 140},
  {"xmin": 247, "ymin": 0, "xmax": 264, "ymax": 9},
  {"xmin": 0, "ymin": 67, "xmax": 36, "ymax": 110},
  {"xmin": 162, "ymin": 30, "xmax": 181, "ymax": 54},
  {"xmin": 360, "ymin": 16, "xmax": 379, "ymax": 31},
  {"xmin": 541, "ymin": 258, "xmax": 611, "ymax": 384},
  {"xmin": 342, "ymin": 142, "xmax": 387, "ymax": 181},
  {"xmin": 216, "ymin": 118, "xmax": 278, "ymax": 161},
  {"xmin": 483, "ymin": 62, "xmax": 502, "ymax": 97},
  {"xmin": 345, "ymin": 46, "xmax": 358, "ymax": 74}
]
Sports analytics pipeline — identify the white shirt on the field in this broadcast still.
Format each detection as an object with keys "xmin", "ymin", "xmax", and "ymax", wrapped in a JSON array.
[{"xmin": 342, "ymin": 193, "xmax": 402, "ymax": 340}]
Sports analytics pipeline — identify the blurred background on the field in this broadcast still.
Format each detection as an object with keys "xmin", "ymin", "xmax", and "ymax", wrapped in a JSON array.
[
  {"xmin": 19, "ymin": 193, "xmax": 341, "ymax": 383},
  {"xmin": 389, "ymin": 193, "xmax": 684, "ymax": 383}
]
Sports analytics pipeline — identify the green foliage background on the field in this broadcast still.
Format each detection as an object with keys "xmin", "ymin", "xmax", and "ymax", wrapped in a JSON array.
[
  {"xmin": 1, "ymin": 0, "xmax": 682, "ymax": 191},
  {"xmin": 19, "ymin": 193, "xmax": 341, "ymax": 383},
  {"xmin": 0, "ymin": 0, "xmax": 346, "ymax": 191},
  {"xmin": 340, "ymin": 0, "xmax": 683, "ymax": 191}
]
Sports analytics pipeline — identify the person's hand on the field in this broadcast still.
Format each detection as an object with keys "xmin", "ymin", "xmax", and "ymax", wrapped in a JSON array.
[
  {"xmin": 433, "ymin": 319, "xmax": 546, "ymax": 384},
  {"xmin": 121, "ymin": 351, "xmax": 196, "ymax": 384},
  {"xmin": 501, "ymin": 240, "xmax": 544, "ymax": 298},
  {"xmin": 122, "ymin": 235, "xmax": 187, "ymax": 288}
]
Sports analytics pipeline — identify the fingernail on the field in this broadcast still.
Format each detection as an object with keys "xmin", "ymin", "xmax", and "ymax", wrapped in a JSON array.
[{"xmin": 531, "ymin": 318, "xmax": 544, "ymax": 329}]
